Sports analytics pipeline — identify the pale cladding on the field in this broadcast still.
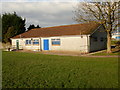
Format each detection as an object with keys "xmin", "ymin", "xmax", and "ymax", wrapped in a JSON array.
[
  {"xmin": 12, "ymin": 39, "xmax": 16, "ymax": 46},
  {"xmin": 50, "ymin": 36, "xmax": 88, "ymax": 52},
  {"xmin": 23, "ymin": 38, "xmax": 40, "ymax": 50},
  {"xmin": 40, "ymin": 35, "xmax": 88, "ymax": 52},
  {"xmin": 12, "ymin": 38, "xmax": 40, "ymax": 50}
]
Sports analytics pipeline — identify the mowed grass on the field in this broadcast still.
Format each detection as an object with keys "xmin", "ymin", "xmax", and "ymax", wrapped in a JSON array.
[
  {"xmin": 2, "ymin": 51, "xmax": 118, "ymax": 88},
  {"xmin": 92, "ymin": 52, "xmax": 119, "ymax": 56},
  {"xmin": 92, "ymin": 47, "xmax": 120, "ymax": 56}
]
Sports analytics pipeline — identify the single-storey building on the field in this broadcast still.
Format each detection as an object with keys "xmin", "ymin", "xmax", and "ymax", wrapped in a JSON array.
[
  {"xmin": 11, "ymin": 22, "xmax": 107, "ymax": 53},
  {"xmin": 112, "ymin": 32, "xmax": 120, "ymax": 40}
]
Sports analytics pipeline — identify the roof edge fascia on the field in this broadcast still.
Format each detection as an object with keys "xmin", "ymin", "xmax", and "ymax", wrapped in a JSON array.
[
  {"xmin": 11, "ymin": 35, "xmax": 90, "ymax": 39},
  {"xmin": 89, "ymin": 24, "xmax": 102, "ymax": 36}
]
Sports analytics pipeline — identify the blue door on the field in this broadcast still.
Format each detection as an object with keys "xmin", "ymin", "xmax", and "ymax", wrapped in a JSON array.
[{"xmin": 43, "ymin": 39, "xmax": 49, "ymax": 50}]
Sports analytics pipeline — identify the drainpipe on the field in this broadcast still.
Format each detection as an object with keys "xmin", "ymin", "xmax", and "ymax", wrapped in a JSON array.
[
  {"xmin": 40, "ymin": 38, "xmax": 42, "ymax": 51},
  {"xmin": 31, "ymin": 38, "xmax": 33, "ymax": 51},
  {"xmin": 87, "ymin": 35, "xmax": 90, "ymax": 53}
]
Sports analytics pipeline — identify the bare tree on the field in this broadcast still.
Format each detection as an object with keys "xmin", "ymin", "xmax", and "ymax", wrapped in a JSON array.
[{"xmin": 74, "ymin": 1, "xmax": 119, "ymax": 53}]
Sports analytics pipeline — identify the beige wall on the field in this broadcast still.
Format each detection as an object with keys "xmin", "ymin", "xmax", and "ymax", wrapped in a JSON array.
[
  {"xmin": 11, "ymin": 35, "xmax": 89, "ymax": 52},
  {"xmin": 11, "ymin": 38, "xmax": 40, "ymax": 51},
  {"xmin": 41, "ymin": 35, "xmax": 88, "ymax": 52},
  {"xmin": 12, "ymin": 39, "xmax": 23, "ymax": 49}
]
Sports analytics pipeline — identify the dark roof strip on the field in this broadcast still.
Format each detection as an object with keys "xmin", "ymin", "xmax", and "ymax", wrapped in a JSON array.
[{"xmin": 12, "ymin": 22, "xmax": 100, "ymax": 39}]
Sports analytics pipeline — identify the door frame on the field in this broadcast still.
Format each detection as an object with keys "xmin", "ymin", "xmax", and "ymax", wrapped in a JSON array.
[
  {"xmin": 16, "ymin": 40, "xmax": 19, "ymax": 50},
  {"xmin": 43, "ymin": 39, "xmax": 49, "ymax": 50}
]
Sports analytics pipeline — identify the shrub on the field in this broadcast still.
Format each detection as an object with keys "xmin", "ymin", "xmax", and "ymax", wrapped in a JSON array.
[
  {"xmin": 114, "ymin": 41, "xmax": 120, "ymax": 48},
  {"xmin": 1, "ymin": 42, "xmax": 11, "ymax": 50}
]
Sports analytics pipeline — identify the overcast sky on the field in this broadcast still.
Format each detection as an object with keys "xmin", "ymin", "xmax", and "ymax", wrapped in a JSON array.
[
  {"xmin": 2, "ymin": 0, "xmax": 116, "ymax": 29},
  {"xmin": 1, "ymin": 0, "xmax": 84, "ymax": 29}
]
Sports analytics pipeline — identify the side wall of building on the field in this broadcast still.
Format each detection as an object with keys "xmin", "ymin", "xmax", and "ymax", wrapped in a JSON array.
[
  {"xmin": 11, "ymin": 35, "xmax": 89, "ymax": 53},
  {"xmin": 41, "ymin": 35, "xmax": 89, "ymax": 52},
  {"xmin": 89, "ymin": 25, "xmax": 107, "ymax": 52},
  {"xmin": 11, "ymin": 38, "xmax": 40, "ymax": 51}
]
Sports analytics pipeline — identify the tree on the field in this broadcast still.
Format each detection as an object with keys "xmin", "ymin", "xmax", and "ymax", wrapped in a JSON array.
[
  {"xmin": 74, "ymin": 2, "xmax": 119, "ymax": 53},
  {"xmin": 27, "ymin": 24, "xmax": 41, "ymax": 31},
  {"xmin": 36, "ymin": 25, "xmax": 40, "ymax": 28},
  {"xmin": 27, "ymin": 24, "xmax": 35, "ymax": 30},
  {"xmin": 2, "ymin": 12, "xmax": 26, "ymax": 43},
  {"xmin": 4, "ymin": 26, "xmax": 15, "ymax": 43}
]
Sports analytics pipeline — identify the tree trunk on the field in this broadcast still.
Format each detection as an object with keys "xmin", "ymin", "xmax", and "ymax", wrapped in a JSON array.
[{"xmin": 107, "ymin": 31, "xmax": 112, "ymax": 53}]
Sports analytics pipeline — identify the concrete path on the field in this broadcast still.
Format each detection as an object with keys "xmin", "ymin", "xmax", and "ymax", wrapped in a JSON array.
[
  {"xmin": 81, "ymin": 55, "xmax": 119, "ymax": 58},
  {"xmin": 15, "ymin": 50, "xmax": 119, "ymax": 58}
]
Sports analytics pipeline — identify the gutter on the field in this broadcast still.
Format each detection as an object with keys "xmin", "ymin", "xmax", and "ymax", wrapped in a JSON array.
[{"xmin": 39, "ymin": 37, "xmax": 42, "ymax": 51}]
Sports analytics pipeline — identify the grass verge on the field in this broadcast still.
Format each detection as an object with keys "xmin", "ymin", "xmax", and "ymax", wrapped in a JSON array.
[{"xmin": 2, "ymin": 51, "xmax": 118, "ymax": 88}]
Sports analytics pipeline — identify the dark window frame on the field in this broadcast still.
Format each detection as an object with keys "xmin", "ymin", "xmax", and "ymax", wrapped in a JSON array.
[
  {"xmin": 93, "ymin": 37, "xmax": 98, "ymax": 42},
  {"xmin": 33, "ymin": 39, "xmax": 39, "ymax": 45},
  {"xmin": 25, "ymin": 40, "xmax": 31, "ymax": 45},
  {"xmin": 51, "ymin": 39, "xmax": 60, "ymax": 46},
  {"xmin": 100, "ymin": 37, "xmax": 104, "ymax": 42}
]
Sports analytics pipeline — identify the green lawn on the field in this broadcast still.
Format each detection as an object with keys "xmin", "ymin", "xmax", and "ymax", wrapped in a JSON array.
[
  {"xmin": 2, "ymin": 51, "xmax": 118, "ymax": 88},
  {"xmin": 92, "ymin": 52, "xmax": 119, "ymax": 56},
  {"xmin": 91, "ymin": 47, "xmax": 120, "ymax": 56}
]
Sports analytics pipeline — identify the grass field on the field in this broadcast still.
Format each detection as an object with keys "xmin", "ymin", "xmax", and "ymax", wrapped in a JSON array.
[
  {"xmin": 92, "ymin": 52, "xmax": 119, "ymax": 56},
  {"xmin": 2, "ymin": 51, "xmax": 118, "ymax": 88},
  {"xmin": 92, "ymin": 48, "xmax": 120, "ymax": 56}
]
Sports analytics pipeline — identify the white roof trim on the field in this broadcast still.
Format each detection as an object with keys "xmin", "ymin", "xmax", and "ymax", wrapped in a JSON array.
[
  {"xmin": 11, "ymin": 35, "xmax": 89, "ymax": 39},
  {"xmin": 90, "ymin": 24, "xmax": 103, "ymax": 36}
]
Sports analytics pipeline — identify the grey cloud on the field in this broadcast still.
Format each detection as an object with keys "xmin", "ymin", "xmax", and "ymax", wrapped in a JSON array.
[{"xmin": 2, "ymin": 2, "xmax": 78, "ymax": 29}]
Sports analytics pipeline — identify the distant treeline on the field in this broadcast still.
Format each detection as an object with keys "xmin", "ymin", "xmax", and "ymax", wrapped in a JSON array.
[{"xmin": 2, "ymin": 12, "xmax": 41, "ymax": 43}]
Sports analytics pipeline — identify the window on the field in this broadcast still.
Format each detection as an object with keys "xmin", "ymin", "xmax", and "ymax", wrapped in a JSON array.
[
  {"xmin": 100, "ymin": 37, "xmax": 104, "ymax": 42},
  {"xmin": 51, "ymin": 39, "xmax": 60, "ymax": 45},
  {"xmin": 33, "ymin": 39, "xmax": 39, "ymax": 45},
  {"xmin": 93, "ymin": 37, "xmax": 98, "ymax": 42},
  {"xmin": 116, "ymin": 36, "xmax": 120, "ymax": 39},
  {"xmin": 26, "ymin": 40, "xmax": 31, "ymax": 44}
]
